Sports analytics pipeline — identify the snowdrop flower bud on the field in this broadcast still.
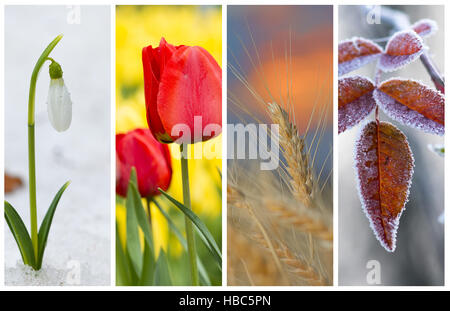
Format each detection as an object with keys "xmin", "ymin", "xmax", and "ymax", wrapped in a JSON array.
[{"xmin": 47, "ymin": 61, "xmax": 72, "ymax": 132}]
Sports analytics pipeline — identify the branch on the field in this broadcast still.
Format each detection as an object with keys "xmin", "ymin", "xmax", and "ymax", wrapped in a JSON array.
[{"xmin": 362, "ymin": 5, "xmax": 445, "ymax": 93}]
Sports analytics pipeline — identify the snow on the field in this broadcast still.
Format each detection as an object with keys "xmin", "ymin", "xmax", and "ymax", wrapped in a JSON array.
[{"xmin": 4, "ymin": 6, "xmax": 111, "ymax": 286}]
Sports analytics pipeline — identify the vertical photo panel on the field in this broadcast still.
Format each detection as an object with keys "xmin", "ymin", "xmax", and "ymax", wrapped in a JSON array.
[
  {"xmin": 227, "ymin": 5, "xmax": 333, "ymax": 286},
  {"xmin": 4, "ymin": 5, "xmax": 111, "ymax": 285},
  {"xmin": 338, "ymin": 5, "xmax": 444, "ymax": 286},
  {"xmin": 115, "ymin": 5, "xmax": 222, "ymax": 286}
]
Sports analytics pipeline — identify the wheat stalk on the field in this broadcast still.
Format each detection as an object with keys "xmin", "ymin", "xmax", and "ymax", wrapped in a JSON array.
[
  {"xmin": 263, "ymin": 200, "xmax": 332, "ymax": 242},
  {"xmin": 228, "ymin": 227, "xmax": 282, "ymax": 285},
  {"xmin": 249, "ymin": 231, "xmax": 325, "ymax": 285}
]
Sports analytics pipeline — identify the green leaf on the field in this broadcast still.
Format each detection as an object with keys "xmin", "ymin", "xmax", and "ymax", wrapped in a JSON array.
[
  {"xmin": 125, "ymin": 169, "xmax": 143, "ymax": 276},
  {"xmin": 36, "ymin": 181, "xmax": 70, "ymax": 269},
  {"xmin": 139, "ymin": 241, "xmax": 155, "ymax": 285},
  {"xmin": 153, "ymin": 199, "xmax": 212, "ymax": 285},
  {"xmin": 116, "ymin": 223, "xmax": 133, "ymax": 286},
  {"xmin": 128, "ymin": 171, "xmax": 155, "ymax": 254},
  {"xmin": 126, "ymin": 167, "xmax": 159, "ymax": 285},
  {"xmin": 158, "ymin": 189, "xmax": 222, "ymax": 266},
  {"xmin": 4, "ymin": 201, "xmax": 36, "ymax": 267},
  {"xmin": 153, "ymin": 250, "xmax": 172, "ymax": 285}
]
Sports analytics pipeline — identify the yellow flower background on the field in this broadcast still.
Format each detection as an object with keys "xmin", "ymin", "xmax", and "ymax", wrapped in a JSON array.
[{"xmin": 116, "ymin": 5, "xmax": 222, "ymax": 285}]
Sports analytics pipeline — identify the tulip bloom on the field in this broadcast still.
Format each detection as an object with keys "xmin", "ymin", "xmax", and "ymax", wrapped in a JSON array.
[
  {"xmin": 142, "ymin": 38, "xmax": 222, "ymax": 144},
  {"xmin": 47, "ymin": 61, "xmax": 72, "ymax": 132},
  {"xmin": 116, "ymin": 128, "xmax": 172, "ymax": 198}
]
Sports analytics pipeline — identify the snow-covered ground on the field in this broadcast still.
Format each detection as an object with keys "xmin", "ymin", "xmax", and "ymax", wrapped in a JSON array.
[{"xmin": 4, "ymin": 6, "xmax": 111, "ymax": 286}]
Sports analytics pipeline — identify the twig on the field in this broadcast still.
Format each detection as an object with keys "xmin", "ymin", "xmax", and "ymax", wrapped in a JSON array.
[{"xmin": 363, "ymin": 5, "xmax": 445, "ymax": 92}]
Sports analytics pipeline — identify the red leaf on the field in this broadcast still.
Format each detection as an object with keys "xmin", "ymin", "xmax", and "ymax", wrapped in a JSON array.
[
  {"xmin": 374, "ymin": 78, "xmax": 444, "ymax": 135},
  {"xmin": 355, "ymin": 121, "xmax": 414, "ymax": 252},
  {"xmin": 338, "ymin": 38, "xmax": 382, "ymax": 76},
  {"xmin": 338, "ymin": 76, "xmax": 376, "ymax": 133},
  {"xmin": 411, "ymin": 19, "xmax": 438, "ymax": 38},
  {"xmin": 379, "ymin": 30, "xmax": 424, "ymax": 72}
]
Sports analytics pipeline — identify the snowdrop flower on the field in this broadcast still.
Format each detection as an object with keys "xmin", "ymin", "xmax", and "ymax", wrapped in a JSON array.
[{"xmin": 47, "ymin": 61, "xmax": 72, "ymax": 132}]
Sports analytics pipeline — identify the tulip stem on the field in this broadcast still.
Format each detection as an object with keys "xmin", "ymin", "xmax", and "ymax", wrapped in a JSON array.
[
  {"xmin": 180, "ymin": 144, "xmax": 199, "ymax": 286},
  {"xmin": 27, "ymin": 34, "xmax": 63, "ymax": 266}
]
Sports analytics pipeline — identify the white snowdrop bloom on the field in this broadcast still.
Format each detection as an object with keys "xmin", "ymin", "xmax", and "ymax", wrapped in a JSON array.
[{"xmin": 47, "ymin": 78, "xmax": 72, "ymax": 132}]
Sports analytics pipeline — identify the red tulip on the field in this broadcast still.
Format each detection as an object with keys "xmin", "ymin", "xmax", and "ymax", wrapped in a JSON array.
[
  {"xmin": 116, "ymin": 128, "xmax": 172, "ymax": 198},
  {"xmin": 142, "ymin": 37, "xmax": 222, "ymax": 144}
]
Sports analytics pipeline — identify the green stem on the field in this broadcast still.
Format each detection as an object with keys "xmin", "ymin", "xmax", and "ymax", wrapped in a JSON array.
[
  {"xmin": 146, "ymin": 197, "xmax": 152, "ymax": 227},
  {"xmin": 28, "ymin": 34, "xmax": 63, "ymax": 264},
  {"xmin": 180, "ymin": 144, "xmax": 199, "ymax": 286}
]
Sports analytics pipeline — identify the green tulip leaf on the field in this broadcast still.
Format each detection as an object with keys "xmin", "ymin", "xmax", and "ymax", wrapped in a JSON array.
[
  {"xmin": 158, "ymin": 189, "xmax": 222, "ymax": 266},
  {"xmin": 4, "ymin": 201, "xmax": 36, "ymax": 268},
  {"xmin": 153, "ymin": 250, "xmax": 172, "ymax": 286},
  {"xmin": 153, "ymin": 198, "xmax": 212, "ymax": 285},
  {"xmin": 125, "ymin": 169, "xmax": 143, "ymax": 276},
  {"xmin": 36, "ymin": 181, "xmax": 70, "ymax": 269},
  {"xmin": 139, "ymin": 241, "xmax": 156, "ymax": 286},
  {"xmin": 128, "ymin": 169, "xmax": 155, "ymax": 254},
  {"xmin": 116, "ymin": 223, "xmax": 134, "ymax": 286}
]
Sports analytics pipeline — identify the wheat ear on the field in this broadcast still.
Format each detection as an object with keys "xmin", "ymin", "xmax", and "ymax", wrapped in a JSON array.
[
  {"xmin": 264, "ymin": 200, "xmax": 332, "ymax": 242},
  {"xmin": 249, "ymin": 231, "xmax": 325, "ymax": 285},
  {"xmin": 228, "ymin": 227, "xmax": 281, "ymax": 285},
  {"xmin": 267, "ymin": 102, "xmax": 314, "ymax": 207}
]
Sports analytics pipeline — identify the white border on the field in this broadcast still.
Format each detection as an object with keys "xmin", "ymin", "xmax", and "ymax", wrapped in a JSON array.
[{"xmin": 0, "ymin": 0, "xmax": 447, "ymax": 292}]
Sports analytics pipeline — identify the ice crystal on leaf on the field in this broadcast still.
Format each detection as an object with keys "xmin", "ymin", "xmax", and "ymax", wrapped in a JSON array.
[
  {"xmin": 338, "ymin": 76, "xmax": 376, "ymax": 133},
  {"xmin": 374, "ymin": 78, "xmax": 444, "ymax": 135},
  {"xmin": 338, "ymin": 37, "xmax": 383, "ymax": 76},
  {"xmin": 355, "ymin": 121, "xmax": 414, "ymax": 252},
  {"xmin": 379, "ymin": 30, "xmax": 424, "ymax": 72},
  {"xmin": 411, "ymin": 19, "xmax": 438, "ymax": 38}
]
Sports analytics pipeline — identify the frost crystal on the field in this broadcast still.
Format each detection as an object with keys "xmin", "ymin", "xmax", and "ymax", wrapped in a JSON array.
[
  {"xmin": 339, "ymin": 92, "xmax": 375, "ymax": 133},
  {"xmin": 354, "ymin": 121, "xmax": 414, "ymax": 252},
  {"xmin": 374, "ymin": 79, "xmax": 444, "ymax": 135},
  {"xmin": 411, "ymin": 19, "xmax": 438, "ymax": 38},
  {"xmin": 379, "ymin": 30, "xmax": 424, "ymax": 72},
  {"xmin": 339, "ymin": 54, "xmax": 381, "ymax": 76},
  {"xmin": 338, "ymin": 37, "xmax": 382, "ymax": 76},
  {"xmin": 338, "ymin": 76, "xmax": 376, "ymax": 133}
]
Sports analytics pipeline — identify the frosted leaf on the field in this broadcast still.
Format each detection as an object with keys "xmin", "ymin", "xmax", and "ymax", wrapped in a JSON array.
[
  {"xmin": 338, "ymin": 76, "xmax": 376, "ymax": 133},
  {"xmin": 411, "ymin": 19, "xmax": 438, "ymax": 38},
  {"xmin": 338, "ymin": 37, "xmax": 383, "ymax": 76},
  {"xmin": 355, "ymin": 121, "xmax": 414, "ymax": 252},
  {"xmin": 374, "ymin": 79, "xmax": 444, "ymax": 135},
  {"xmin": 379, "ymin": 30, "xmax": 424, "ymax": 72}
]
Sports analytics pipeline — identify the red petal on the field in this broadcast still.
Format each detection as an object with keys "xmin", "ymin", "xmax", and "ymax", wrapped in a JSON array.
[
  {"xmin": 157, "ymin": 46, "xmax": 222, "ymax": 143},
  {"xmin": 115, "ymin": 134, "xmax": 127, "ymax": 197},
  {"xmin": 116, "ymin": 129, "xmax": 172, "ymax": 197},
  {"xmin": 142, "ymin": 45, "xmax": 171, "ymax": 142}
]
